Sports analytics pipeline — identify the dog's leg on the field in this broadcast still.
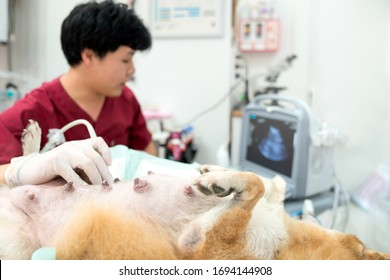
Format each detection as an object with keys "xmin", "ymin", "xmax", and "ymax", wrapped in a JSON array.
[
  {"xmin": 178, "ymin": 170, "xmax": 265, "ymax": 259},
  {"xmin": 21, "ymin": 120, "xmax": 42, "ymax": 156}
]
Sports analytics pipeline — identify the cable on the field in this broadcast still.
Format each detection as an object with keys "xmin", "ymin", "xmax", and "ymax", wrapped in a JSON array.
[
  {"xmin": 325, "ymin": 178, "xmax": 350, "ymax": 231},
  {"xmin": 41, "ymin": 119, "xmax": 97, "ymax": 152},
  {"xmin": 177, "ymin": 77, "xmax": 246, "ymax": 129},
  {"xmin": 58, "ymin": 119, "xmax": 97, "ymax": 138},
  {"xmin": 177, "ymin": 55, "xmax": 298, "ymax": 129},
  {"xmin": 328, "ymin": 180, "xmax": 340, "ymax": 229},
  {"xmin": 339, "ymin": 181, "xmax": 350, "ymax": 231}
]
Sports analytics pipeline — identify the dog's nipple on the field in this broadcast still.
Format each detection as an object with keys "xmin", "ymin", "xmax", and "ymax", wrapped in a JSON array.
[
  {"xmin": 64, "ymin": 181, "xmax": 75, "ymax": 192},
  {"xmin": 101, "ymin": 180, "xmax": 112, "ymax": 192},
  {"xmin": 133, "ymin": 178, "xmax": 151, "ymax": 193},
  {"xmin": 184, "ymin": 185, "xmax": 194, "ymax": 196}
]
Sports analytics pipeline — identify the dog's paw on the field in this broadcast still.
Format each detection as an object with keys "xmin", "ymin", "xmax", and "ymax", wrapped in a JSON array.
[
  {"xmin": 199, "ymin": 164, "xmax": 229, "ymax": 174},
  {"xmin": 22, "ymin": 119, "xmax": 42, "ymax": 156},
  {"xmin": 193, "ymin": 170, "xmax": 264, "ymax": 200},
  {"xmin": 193, "ymin": 171, "xmax": 234, "ymax": 197}
]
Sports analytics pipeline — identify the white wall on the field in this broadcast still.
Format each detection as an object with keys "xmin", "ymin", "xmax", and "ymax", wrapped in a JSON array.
[
  {"xmin": 307, "ymin": 0, "xmax": 390, "ymax": 190},
  {"xmin": 130, "ymin": 0, "xmax": 233, "ymax": 164},
  {"xmin": 0, "ymin": 45, "xmax": 8, "ymax": 72},
  {"xmin": 0, "ymin": 0, "xmax": 8, "ymax": 42},
  {"xmin": 44, "ymin": 1, "xmax": 76, "ymax": 79},
  {"xmin": 7, "ymin": 0, "xmax": 49, "ymax": 92}
]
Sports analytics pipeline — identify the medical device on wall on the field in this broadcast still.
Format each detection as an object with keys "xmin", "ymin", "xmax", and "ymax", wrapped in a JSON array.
[
  {"xmin": 239, "ymin": 95, "xmax": 340, "ymax": 200},
  {"xmin": 239, "ymin": 18, "xmax": 279, "ymax": 52},
  {"xmin": 237, "ymin": 0, "xmax": 279, "ymax": 52}
]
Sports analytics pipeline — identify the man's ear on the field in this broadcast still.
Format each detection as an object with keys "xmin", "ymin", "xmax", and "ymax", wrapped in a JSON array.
[{"xmin": 80, "ymin": 49, "xmax": 96, "ymax": 65}]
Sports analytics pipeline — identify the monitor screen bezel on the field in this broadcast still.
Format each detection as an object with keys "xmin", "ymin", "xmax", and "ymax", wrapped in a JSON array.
[{"xmin": 239, "ymin": 107, "xmax": 301, "ymax": 190}]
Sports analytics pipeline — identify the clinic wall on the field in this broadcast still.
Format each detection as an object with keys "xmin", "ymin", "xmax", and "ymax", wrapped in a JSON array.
[
  {"xmin": 7, "ymin": 0, "xmax": 80, "ymax": 89},
  {"xmin": 306, "ymin": 0, "xmax": 390, "ymax": 191},
  {"xmin": 0, "ymin": 45, "xmax": 7, "ymax": 72},
  {"xmin": 129, "ymin": 1, "xmax": 233, "ymax": 165},
  {"xmin": 1, "ymin": 0, "xmax": 48, "ymax": 93}
]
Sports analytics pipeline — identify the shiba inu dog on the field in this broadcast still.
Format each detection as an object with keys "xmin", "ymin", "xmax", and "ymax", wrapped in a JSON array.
[{"xmin": 0, "ymin": 121, "xmax": 388, "ymax": 260}]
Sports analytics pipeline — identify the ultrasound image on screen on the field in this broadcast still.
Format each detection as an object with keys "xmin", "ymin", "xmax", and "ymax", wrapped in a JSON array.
[{"xmin": 246, "ymin": 114, "xmax": 296, "ymax": 177}]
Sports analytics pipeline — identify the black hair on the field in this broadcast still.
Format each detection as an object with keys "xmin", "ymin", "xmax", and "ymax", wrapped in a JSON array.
[{"xmin": 61, "ymin": 0, "xmax": 151, "ymax": 66}]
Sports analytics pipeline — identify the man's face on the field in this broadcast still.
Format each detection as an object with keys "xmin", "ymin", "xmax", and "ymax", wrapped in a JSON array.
[{"xmin": 90, "ymin": 46, "xmax": 136, "ymax": 97}]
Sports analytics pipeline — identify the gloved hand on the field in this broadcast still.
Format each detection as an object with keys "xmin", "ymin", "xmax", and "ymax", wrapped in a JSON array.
[{"xmin": 5, "ymin": 137, "xmax": 114, "ymax": 186}]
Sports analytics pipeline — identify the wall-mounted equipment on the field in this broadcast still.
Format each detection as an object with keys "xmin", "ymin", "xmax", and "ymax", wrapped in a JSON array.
[
  {"xmin": 239, "ymin": 19, "xmax": 279, "ymax": 52},
  {"xmin": 150, "ymin": 0, "xmax": 224, "ymax": 38},
  {"xmin": 237, "ymin": 0, "xmax": 279, "ymax": 52}
]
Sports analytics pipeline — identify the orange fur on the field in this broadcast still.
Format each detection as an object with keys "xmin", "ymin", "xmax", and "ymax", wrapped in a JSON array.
[
  {"xmin": 54, "ymin": 202, "xmax": 176, "ymax": 260},
  {"xmin": 274, "ymin": 214, "xmax": 390, "ymax": 260},
  {"xmin": 183, "ymin": 208, "xmax": 256, "ymax": 260}
]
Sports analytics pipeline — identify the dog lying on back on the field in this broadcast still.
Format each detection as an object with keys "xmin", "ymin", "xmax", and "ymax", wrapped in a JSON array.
[{"xmin": 0, "ymin": 121, "xmax": 389, "ymax": 260}]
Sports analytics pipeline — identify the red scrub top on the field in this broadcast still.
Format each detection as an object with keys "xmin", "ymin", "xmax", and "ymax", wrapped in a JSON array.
[{"xmin": 0, "ymin": 78, "xmax": 151, "ymax": 164}]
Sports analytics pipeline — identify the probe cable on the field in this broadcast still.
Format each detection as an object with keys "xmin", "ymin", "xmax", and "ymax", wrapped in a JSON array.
[{"xmin": 178, "ymin": 77, "xmax": 246, "ymax": 129}]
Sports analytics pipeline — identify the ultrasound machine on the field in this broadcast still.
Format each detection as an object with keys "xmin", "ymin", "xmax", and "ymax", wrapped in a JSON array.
[{"xmin": 238, "ymin": 94, "xmax": 346, "ymax": 219}]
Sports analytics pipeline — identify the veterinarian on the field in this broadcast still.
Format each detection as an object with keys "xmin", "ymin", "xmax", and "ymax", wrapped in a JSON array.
[{"xmin": 0, "ymin": 0, "xmax": 156, "ymax": 186}]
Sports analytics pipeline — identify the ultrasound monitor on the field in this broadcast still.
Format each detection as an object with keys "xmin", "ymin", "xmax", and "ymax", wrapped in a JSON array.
[
  {"xmin": 246, "ymin": 115, "xmax": 296, "ymax": 178},
  {"xmin": 239, "ymin": 95, "xmax": 334, "ymax": 199}
]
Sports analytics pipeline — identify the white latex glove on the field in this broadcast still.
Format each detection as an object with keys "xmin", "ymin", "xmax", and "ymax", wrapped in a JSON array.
[{"xmin": 5, "ymin": 137, "xmax": 114, "ymax": 186}]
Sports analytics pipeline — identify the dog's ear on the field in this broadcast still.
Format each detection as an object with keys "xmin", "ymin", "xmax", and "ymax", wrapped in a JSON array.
[
  {"xmin": 262, "ymin": 175, "xmax": 286, "ymax": 204},
  {"xmin": 341, "ymin": 235, "xmax": 390, "ymax": 260},
  {"xmin": 361, "ymin": 249, "xmax": 390, "ymax": 260},
  {"xmin": 272, "ymin": 175, "xmax": 286, "ymax": 202},
  {"xmin": 177, "ymin": 223, "xmax": 205, "ymax": 258}
]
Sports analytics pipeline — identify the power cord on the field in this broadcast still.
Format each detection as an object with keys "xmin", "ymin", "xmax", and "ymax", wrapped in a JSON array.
[
  {"xmin": 177, "ymin": 77, "xmax": 246, "ymax": 129},
  {"xmin": 322, "ymin": 178, "xmax": 350, "ymax": 231},
  {"xmin": 177, "ymin": 54, "xmax": 298, "ymax": 129}
]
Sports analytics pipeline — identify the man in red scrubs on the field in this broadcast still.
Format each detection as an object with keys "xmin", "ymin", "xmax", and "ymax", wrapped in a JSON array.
[{"xmin": 0, "ymin": 0, "xmax": 156, "ymax": 186}]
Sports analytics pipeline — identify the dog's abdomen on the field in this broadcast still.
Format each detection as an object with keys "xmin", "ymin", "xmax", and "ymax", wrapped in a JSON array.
[{"xmin": 54, "ymin": 202, "xmax": 177, "ymax": 260}]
